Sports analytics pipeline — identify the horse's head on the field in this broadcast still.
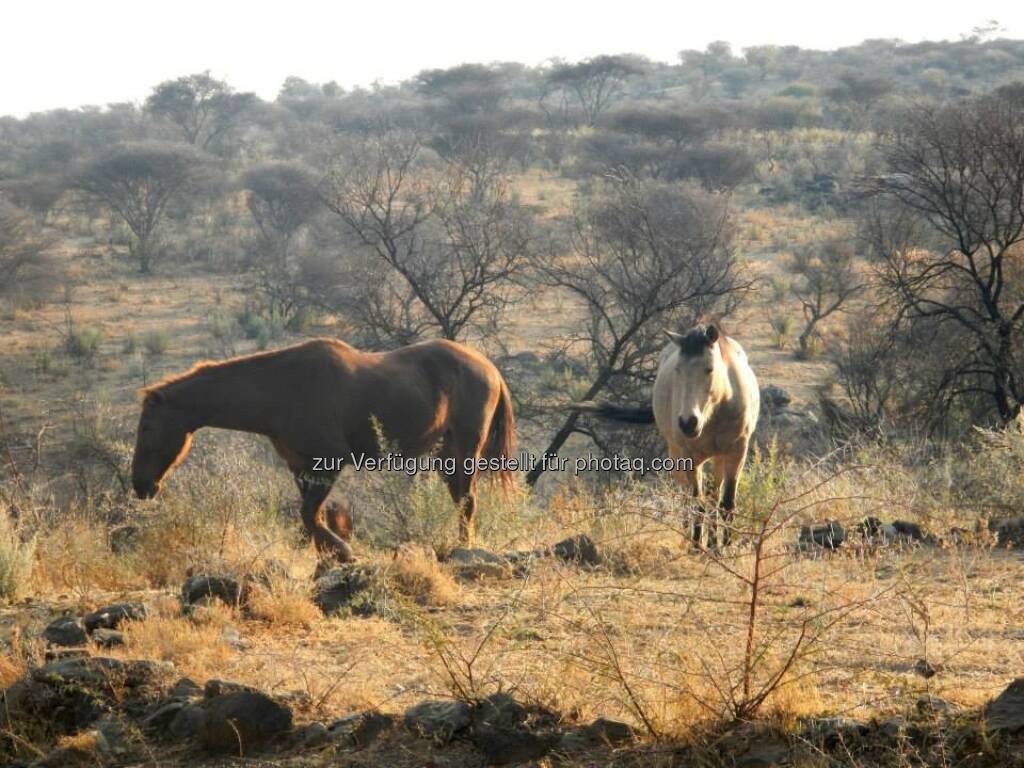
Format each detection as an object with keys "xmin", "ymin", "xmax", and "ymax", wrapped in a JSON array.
[
  {"xmin": 131, "ymin": 389, "xmax": 194, "ymax": 499},
  {"xmin": 665, "ymin": 324, "xmax": 729, "ymax": 440}
]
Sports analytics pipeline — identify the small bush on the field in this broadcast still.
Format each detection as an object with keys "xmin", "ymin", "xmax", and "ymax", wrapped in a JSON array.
[
  {"xmin": 769, "ymin": 314, "xmax": 793, "ymax": 349},
  {"xmin": 65, "ymin": 326, "xmax": 103, "ymax": 362},
  {"xmin": 0, "ymin": 512, "xmax": 36, "ymax": 601},
  {"xmin": 143, "ymin": 329, "xmax": 170, "ymax": 356}
]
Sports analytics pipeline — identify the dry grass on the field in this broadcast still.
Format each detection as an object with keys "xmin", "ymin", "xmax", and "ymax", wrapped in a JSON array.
[
  {"xmin": 117, "ymin": 611, "xmax": 234, "ymax": 681},
  {"xmin": 387, "ymin": 545, "xmax": 459, "ymax": 607}
]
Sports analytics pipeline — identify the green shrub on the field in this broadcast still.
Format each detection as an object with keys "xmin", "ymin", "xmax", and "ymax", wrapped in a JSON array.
[
  {"xmin": 65, "ymin": 326, "xmax": 103, "ymax": 362},
  {"xmin": 0, "ymin": 512, "xmax": 35, "ymax": 602},
  {"xmin": 143, "ymin": 329, "xmax": 170, "ymax": 356}
]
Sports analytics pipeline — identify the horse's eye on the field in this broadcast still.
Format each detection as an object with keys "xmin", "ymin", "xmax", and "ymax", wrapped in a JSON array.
[{"xmin": 705, "ymin": 368, "xmax": 713, "ymax": 375}]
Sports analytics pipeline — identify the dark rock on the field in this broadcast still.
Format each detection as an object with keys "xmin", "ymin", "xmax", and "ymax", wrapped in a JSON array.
[
  {"xmin": 110, "ymin": 524, "xmax": 142, "ymax": 554},
  {"xmin": 143, "ymin": 700, "xmax": 189, "ymax": 731},
  {"xmin": 804, "ymin": 717, "xmax": 869, "ymax": 747},
  {"xmin": 986, "ymin": 677, "xmax": 1024, "ymax": 733},
  {"xmin": 989, "ymin": 517, "xmax": 1024, "ymax": 548},
  {"xmin": 83, "ymin": 602, "xmax": 148, "ymax": 633},
  {"xmin": 312, "ymin": 566, "xmax": 374, "ymax": 616},
  {"xmin": 1, "ymin": 657, "xmax": 169, "ymax": 739},
  {"xmin": 404, "ymin": 700, "xmax": 473, "ymax": 743},
  {"xmin": 90, "ymin": 628, "xmax": 125, "ymax": 648},
  {"xmin": 917, "ymin": 695, "xmax": 955, "ymax": 715},
  {"xmin": 760, "ymin": 385, "xmax": 792, "ymax": 412},
  {"xmin": 879, "ymin": 716, "xmax": 923, "ymax": 742},
  {"xmin": 472, "ymin": 724, "xmax": 556, "ymax": 765},
  {"xmin": 585, "ymin": 717, "xmax": 635, "ymax": 745},
  {"xmin": 168, "ymin": 677, "xmax": 203, "ymax": 699},
  {"xmin": 734, "ymin": 737, "xmax": 791, "ymax": 768},
  {"xmin": 891, "ymin": 520, "xmax": 935, "ymax": 545},
  {"xmin": 448, "ymin": 548, "xmax": 512, "ymax": 579},
  {"xmin": 295, "ymin": 720, "xmax": 330, "ymax": 749},
  {"xmin": 328, "ymin": 711, "xmax": 395, "ymax": 747},
  {"xmin": 172, "ymin": 690, "xmax": 293, "ymax": 753},
  {"xmin": 43, "ymin": 616, "xmax": 88, "ymax": 647},
  {"xmin": 181, "ymin": 574, "xmax": 243, "ymax": 607},
  {"xmin": 914, "ymin": 658, "xmax": 937, "ymax": 679},
  {"xmin": 474, "ymin": 692, "xmax": 527, "ymax": 730},
  {"xmin": 552, "ymin": 534, "xmax": 602, "ymax": 566},
  {"xmin": 799, "ymin": 521, "xmax": 845, "ymax": 549},
  {"xmin": 789, "ymin": 597, "xmax": 810, "ymax": 608},
  {"xmin": 204, "ymin": 678, "xmax": 258, "ymax": 698}
]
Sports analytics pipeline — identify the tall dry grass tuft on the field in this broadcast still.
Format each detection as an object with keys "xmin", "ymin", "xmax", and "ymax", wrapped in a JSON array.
[
  {"xmin": 118, "ymin": 612, "xmax": 234, "ymax": 681},
  {"xmin": 247, "ymin": 574, "xmax": 320, "ymax": 629},
  {"xmin": 0, "ymin": 507, "xmax": 35, "ymax": 601},
  {"xmin": 388, "ymin": 544, "xmax": 458, "ymax": 606}
]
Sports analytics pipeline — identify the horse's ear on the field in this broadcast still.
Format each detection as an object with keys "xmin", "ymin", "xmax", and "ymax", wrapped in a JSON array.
[
  {"xmin": 705, "ymin": 325, "xmax": 720, "ymax": 345},
  {"xmin": 664, "ymin": 330, "xmax": 685, "ymax": 346}
]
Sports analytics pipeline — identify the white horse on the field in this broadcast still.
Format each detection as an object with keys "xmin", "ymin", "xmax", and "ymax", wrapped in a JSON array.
[{"xmin": 654, "ymin": 324, "xmax": 759, "ymax": 546}]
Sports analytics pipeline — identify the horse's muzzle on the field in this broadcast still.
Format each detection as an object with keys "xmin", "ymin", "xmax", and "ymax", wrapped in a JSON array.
[{"xmin": 678, "ymin": 415, "xmax": 700, "ymax": 438}]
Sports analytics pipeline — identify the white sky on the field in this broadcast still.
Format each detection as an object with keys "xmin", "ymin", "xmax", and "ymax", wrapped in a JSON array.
[{"xmin": 4, "ymin": 0, "xmax": 1023, "ymax": 117}]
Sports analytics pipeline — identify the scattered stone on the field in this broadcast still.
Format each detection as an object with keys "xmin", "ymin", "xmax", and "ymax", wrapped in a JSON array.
[
  {"xmin": 447, "ymin": 547, "xmax": 512, "ymax": 579},
  {"xmin": 312, "ymin": 566, "xmax": 374, "ymax": 616},
  {"xmin": 799, "ymin": 521, "xmax": 845, "ymax": 549},
  {"xmin": 204, "ymin": 678, "xmax": 258, "ymax": 698},
  {"xmin": 221, "ymin": 625, "xmax": 246, "ymax": 650},
  {"xmin": 734, "ymin": 737, "xmax": 791, "ymax": 768},
  {"xmin": 168, "ymin": 677, "xmax": 203, "ymax": 699},
  {"xmin": 109, "ymin": 524, "xmax": 142, "ymax": 554},
  {"xmin": 181, "ymin": 574, "xmax": 243, "ymax": 607},
  {"xmin": 143, "ymin": 700, "xmax": 190, "ymax": 731},
  {"xmin": 803, "ymin": 717, "xmax": 869, "ymax": 747},
  {"xmin": 585, "ymin": 717, "xmax": 635, "ymax": 746},
  {"xmin": 472, "ymin": 724, "xmax": 556, "ymax": 765},
  {"xmin": 891, "ymin": 520, "xmax": 934, "ymax": 544},
  {"xmin": 917, "ymin": 695, "xmax": 955, "ymax": 716},
  {"xmin": 404, "ymin": 700, "xmax": 473, "ymax": 744},
  {"xmin": 552, "ymin": 534, "xmax": 602, "ymax": 566},
  {"xmin": 43, "ymin": 616, "xmax": 88, "ymax": 647},
  {"xmin": 171, "ymin": 690, "xmax": 293, "ymax": 753},
  {"xmin": 879, "ymin": 716, "xmax": 923, "ymax": 742},
  {"xmin": 760, "ymin": 385, "xmax": 792, "ymax": 412},
  {"xmin": 989, "ymin": 517, "xmax": 1024, "ymax": 548},
  {"xmin": 985, "ymin": 677, "xmax": 1024, "ymax": 733},
  {"xmin": 83, "ymin": 602, "xmax": 148, "ymax": 633},
  {"xmin": 90, "ymin": 628, "xmax": 125, "ymax": 648},
  {"xmin": 914, "ymin": 658, "xmax": 937, "ymax": 679},
  {"xmin": 328, "ymin": 711, "xmax": 395, "ymax": 747},
  {"xmin": 295, "ymin": 720, "xmax": 330, "ymax": 749}
]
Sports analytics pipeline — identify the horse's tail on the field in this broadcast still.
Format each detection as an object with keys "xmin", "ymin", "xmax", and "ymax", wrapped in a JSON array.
[
  {"xmin": 484, "ymin": 375, "xmax": 517, "ymax": 490},
  {"xmin": 568, "ymin": 401, "xmax": 655, "ymax": 424}
]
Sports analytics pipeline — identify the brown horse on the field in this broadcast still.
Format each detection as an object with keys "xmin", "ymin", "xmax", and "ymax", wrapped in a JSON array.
[{"xmin": 131, "ymin": 337, "xmax": 516, "ymax": 561}]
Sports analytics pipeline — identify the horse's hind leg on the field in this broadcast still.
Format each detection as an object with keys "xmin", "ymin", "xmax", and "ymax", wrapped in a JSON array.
[{"xmin": 297, "ymin": 470, "xmax": 354, "ymax": 563}]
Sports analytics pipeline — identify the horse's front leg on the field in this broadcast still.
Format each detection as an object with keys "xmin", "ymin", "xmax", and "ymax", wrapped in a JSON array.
[
  {"xmin": 716, "ymin": 443, "xmax": 749, "ymax": 547},
  {"xmin": 670, "ymin": 444, "xmax": 707, "ymax": 547}
]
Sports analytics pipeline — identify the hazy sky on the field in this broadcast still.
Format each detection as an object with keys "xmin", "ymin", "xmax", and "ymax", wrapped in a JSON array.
[{"xmin": 4, "ymin": 1, "xmax": 1023, "ymax": 117}]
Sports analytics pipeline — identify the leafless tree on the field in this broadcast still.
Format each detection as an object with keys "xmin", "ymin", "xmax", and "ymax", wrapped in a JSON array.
[
  {"xmin": 73, "ymin": 142, "xmax": 204, "ymax": 273},
  {"xmin": 526, "ymin": 174, "xmax": 749, "ymax": 485},
  {"xmin": 0, "ymin": 200, "xmax": 59, "ymax": 306},
  {"xmin": 789, "ymin": 237, "xmax": 864, "ymax": 357},
  {"xmin": 869, "ymin": 95, "xmax": 1024, "ymax": 424},
  {"xmin": 319, "ymin": 130, "xmax": 533, "ymax": 342},
  {"xmin": 241, "ymin": 162, "xmax": 322, "ymax": 324}
]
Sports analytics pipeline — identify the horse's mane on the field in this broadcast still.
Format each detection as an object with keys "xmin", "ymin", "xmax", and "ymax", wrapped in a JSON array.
[
  {"xmin": 676, "ymin": 323, "xmax": 732, "ymax": 364},
  {"xmin": 139, "ymin": 337, "xmax": 350, "ymax": 398}
]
